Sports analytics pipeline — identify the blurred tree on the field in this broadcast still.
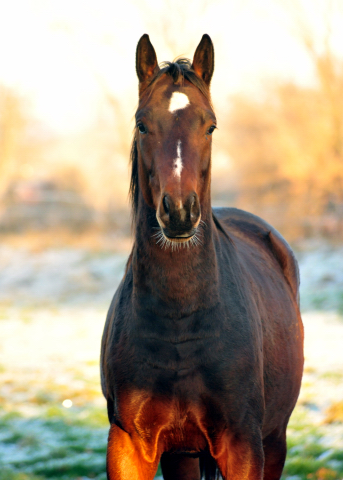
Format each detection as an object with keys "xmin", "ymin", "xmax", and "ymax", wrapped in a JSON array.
[
  {"xmin": 226, "ymin": 10, "xmax": 343, "ymax": 241},
  {"xmin": 0, "ymin": 87, "xmax": 27, "ymax": 195}
]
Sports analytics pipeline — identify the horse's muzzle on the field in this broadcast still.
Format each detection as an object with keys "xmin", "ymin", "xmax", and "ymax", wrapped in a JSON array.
[{"xmin": 157, "ymin": 192, "xmax": 201, "ymax": 239}]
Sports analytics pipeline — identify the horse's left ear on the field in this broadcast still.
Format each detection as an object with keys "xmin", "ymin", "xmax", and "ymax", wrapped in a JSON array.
[
  {"xmin": 136, "ymin": 34, "xmax": 159, "ymax": 84},
  {"xmin": 192, "ymin": 34, "xmax": 214, "ymax": 86}
]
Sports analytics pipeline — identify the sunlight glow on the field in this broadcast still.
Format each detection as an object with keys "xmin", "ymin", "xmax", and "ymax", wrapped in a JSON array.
[{"xmin": 0, "ymin": 0, "xmax": 342, "ymax": 134}]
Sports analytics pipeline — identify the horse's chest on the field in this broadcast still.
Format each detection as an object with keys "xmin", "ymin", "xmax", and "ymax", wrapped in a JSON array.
[
  {"xmin": 135, "ymin": 335, "xmax": 209, "ymax": 373},
  {"xmin": 111, "ymin": 312, "xmax": 263, "ymax": 454},
  {"xmin": 114, "ymin": 307, "xmax": 258, "ymax": 398}
]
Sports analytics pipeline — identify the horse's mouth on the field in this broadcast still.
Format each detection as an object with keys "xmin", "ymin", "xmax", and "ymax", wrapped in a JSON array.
[
  {"xmin": 153, "ymin": 222, "xmax": 203, "ymax": 249},
  {"xmin": 163, "ymin": 230, "xmax": 196, "ymax": 243}
]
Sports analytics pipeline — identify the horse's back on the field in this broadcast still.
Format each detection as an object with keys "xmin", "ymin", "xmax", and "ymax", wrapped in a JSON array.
[{"xmin": 213, "ymin": 207, "xmax": 300, "ymax": 304}]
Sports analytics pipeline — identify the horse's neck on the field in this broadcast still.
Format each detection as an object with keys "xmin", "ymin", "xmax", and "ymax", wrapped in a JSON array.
[{"xmin": 132, "ymin": 201, "xmax": 220, "ymax": 317}]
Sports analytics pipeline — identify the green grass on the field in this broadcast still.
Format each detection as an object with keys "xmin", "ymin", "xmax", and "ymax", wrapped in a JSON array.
[
  {"xmin": 1, "ymin": 407, "xmax": 343, "ymax": 479},
  {"xmin": 0, "ymin": 471, "xmax": 44, "ymax": 480},
  {"xmin": 0, "ymin": 409, "xmax": 108, "ymax": 480},
  {"xmin": 281, "ymin": 409, "xmax": 343, "ymax": 480}
]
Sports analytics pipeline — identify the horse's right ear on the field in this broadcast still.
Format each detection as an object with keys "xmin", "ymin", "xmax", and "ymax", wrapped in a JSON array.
[{"xmin": 136, "ymin": 34, "xmax": 159, "ymax": 85}]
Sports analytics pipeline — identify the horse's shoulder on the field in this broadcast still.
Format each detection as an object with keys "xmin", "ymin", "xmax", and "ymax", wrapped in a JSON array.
[
  {"xmin": 212, "ymin": 207, "xmax": 300, "ymax": 302},
  {"xmin": 100, "ymin": 254, "xmax": 133, "ymax": 401}
]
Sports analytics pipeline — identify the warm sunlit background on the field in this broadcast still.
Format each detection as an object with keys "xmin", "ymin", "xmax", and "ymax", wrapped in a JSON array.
[
  {"xmin": 1, "ymin": 1, "xmax": 343, "ymax": 479},
  {"xmin": 1, "ymin": 0, "xmax": 343, "ymax": 241}
]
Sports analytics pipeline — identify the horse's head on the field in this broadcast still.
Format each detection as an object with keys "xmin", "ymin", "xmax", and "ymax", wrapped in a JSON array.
[{"xmin": 133, "ymin": 34, "xmax": 216, "ymax": 248}]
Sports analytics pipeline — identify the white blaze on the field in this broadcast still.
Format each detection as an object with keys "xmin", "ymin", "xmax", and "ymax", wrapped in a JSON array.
[
  {"xmin": 168, "ymin": 92, "xmax": 190, "ymax": 113},
  {"xmin": 174, "ymin": 140, "xmax": 183, "ymax": 178}
]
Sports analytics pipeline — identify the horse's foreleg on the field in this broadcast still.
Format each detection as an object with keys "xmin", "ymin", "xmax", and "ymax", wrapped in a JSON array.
[
  {"xmin": 106, "ymin": 423, "xmax": 160, "ymax": 480},
  {"xmin": 215, "ymin": 430, "xmax": 264, "ymax": 480},
  {"xmin": 262, "ymin": 429, "xmax": 287, "ymax": 480},
  {"xmin": 160, "ymin": 452, "xmax": 201, "ymax": 480}
]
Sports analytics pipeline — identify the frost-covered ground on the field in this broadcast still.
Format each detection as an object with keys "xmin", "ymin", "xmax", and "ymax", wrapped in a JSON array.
[
  {"xmin": 0, "ymin": 244, "xmax": 342, "ymax": 311},
  {"xmin": 0, "ymin": 244, "xmax": 342, "ymax": 479},
  {"xmin": 297, "ymin": 245, "xmax": 343, "ymax": 313},
  {"xmin": 0, "ymin": 246, "xmax": 127, "ymax": 307}
]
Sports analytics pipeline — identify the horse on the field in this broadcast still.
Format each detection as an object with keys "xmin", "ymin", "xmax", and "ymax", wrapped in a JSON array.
[{"xmin": 100, "ymin": 34, "xmax": 304, "ymax": 480}]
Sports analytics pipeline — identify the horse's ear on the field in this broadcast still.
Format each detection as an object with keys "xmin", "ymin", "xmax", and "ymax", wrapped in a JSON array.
[
  {"xmin": 192, "ymin": 34, "xmax": 214, "ymax": 86},
  {"xmin": 136, "ymin": 34, "xmax": 159, "ymax": 84}
]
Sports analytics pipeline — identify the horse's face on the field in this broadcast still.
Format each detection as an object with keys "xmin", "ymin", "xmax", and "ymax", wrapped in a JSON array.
[{"xmin": 135, "ymin": 35, "xmax": 215, "ymax": 245}]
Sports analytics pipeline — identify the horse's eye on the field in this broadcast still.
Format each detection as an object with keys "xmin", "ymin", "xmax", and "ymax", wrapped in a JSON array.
[
  {"xmin": 207, "ymin": 125, "xmax": 216, "ymax": 135},
  {"xmin": 137, "ymin": 123, "xmax": 147, "ymax": 134}
]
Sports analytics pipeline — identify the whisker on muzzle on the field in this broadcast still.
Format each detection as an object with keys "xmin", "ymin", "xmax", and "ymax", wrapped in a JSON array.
[{"xmin": 151, "ymin": 220, "xmax": 205, "ymax": 252}]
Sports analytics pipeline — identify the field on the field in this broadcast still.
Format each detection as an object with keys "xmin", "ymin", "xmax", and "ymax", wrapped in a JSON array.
[{"xmin": 0, "ymin": 244, "xmax": 343, "ymax": 480}]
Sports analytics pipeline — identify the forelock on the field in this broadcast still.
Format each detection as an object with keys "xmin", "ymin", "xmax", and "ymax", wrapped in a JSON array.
[{"xmin": 147, "ymin": 58, "xmax": 212, "ymax": 104}]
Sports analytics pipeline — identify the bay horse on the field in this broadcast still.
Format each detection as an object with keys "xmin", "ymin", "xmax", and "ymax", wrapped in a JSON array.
[{"xmin": 101, "ymin": 34, "xmax": 304, "ymax": 480}]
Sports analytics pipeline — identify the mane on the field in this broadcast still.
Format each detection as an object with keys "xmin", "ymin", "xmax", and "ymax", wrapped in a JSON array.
[
  {"xmin": 129, "ymin": 58, "xmax": 213, "ymax": 219},
  {"xmin": 129, "ymin": 136, "xmax": 139, "ymax": 221}
]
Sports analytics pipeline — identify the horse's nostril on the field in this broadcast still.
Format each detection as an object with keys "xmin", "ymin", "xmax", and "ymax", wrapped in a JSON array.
[
  {"xmin": 190, "ymin": 194, "xmax": 200, "ymax": 223},
  {"xmin": 163, "ymin": 195, "xmax": 170, "ymax": 215}
]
